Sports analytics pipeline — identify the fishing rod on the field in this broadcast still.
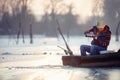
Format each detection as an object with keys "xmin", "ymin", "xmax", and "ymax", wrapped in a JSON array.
[
  {"xmin": 57, "ymin": 45, "xmax": 68, "ymax": 55},
  {"xmin": 56, "ymin": 19, "xmax": 73, "ymax": 55},
  {"xmin": 84, "ymin": 33, "xmax": 105, "ymax": 38},
  {"xmin": 85, "ymin": 33, "xmax": 97, "ymax": 38}
]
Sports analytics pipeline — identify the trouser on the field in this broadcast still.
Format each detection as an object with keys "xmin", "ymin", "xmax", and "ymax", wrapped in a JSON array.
[{"xmin": 80, "ymin": 45, "xmax": 107, "ymax": 56}]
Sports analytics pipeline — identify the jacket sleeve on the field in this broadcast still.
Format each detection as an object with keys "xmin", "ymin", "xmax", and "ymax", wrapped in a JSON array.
[{"xmin": 84, "ymin": 26, "xmax": 98, "ymax": 34}]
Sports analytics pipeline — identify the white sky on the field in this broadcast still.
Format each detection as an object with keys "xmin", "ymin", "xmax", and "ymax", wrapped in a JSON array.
[{"xmin": 29, "ymin": 0, "xmax": 104, "ymax": 23}]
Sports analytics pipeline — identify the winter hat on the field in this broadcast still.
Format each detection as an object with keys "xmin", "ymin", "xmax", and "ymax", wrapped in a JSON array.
[{"xmin": 97, "ymin": 22, "xmax": 105, "ymax": 28}]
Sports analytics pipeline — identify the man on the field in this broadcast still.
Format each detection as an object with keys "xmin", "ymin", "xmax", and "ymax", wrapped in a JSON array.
[{"xmin": 80, "ymin": 22, "xmax": 111, "ymax": 56}]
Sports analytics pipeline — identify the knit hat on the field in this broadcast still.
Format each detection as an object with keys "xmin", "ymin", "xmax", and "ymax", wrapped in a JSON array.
[{"xmin": 97, "ymin": 22, "xmax": 105, "ymax": 28}]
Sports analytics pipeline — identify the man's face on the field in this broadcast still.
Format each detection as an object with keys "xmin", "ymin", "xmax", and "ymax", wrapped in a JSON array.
[{"xmin": 98, "ymin": 28, "xmax": 104, "ymax": 32}]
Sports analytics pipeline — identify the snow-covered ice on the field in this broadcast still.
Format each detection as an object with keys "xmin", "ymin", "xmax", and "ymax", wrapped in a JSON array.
[
  {"xmin": 0, "ymin": 55, "xmax": 120, "ymax": 80},
  {"xmin": 0, "ymin": 35, "xmax": 120, "ymax": 80}
]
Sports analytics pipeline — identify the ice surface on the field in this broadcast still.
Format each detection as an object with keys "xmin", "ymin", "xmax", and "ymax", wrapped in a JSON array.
[
  {"xmin": 0, "ymin": 35, "xmax": 119, "ymax": 55},
  {"xmin": 0, "ymin": 35, "xmax": 120, "ymax": 80},
  {"xmin": 0, "ymin": 56, "xmax": 120, "ymax": 80}
]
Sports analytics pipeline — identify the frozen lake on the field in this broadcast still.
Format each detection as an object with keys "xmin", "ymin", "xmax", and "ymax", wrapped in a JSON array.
[
  {"xmin": 0, "ymin": 35, "xmax": 120, "ymax": 80},
  {"xmin": 0, "ymin": 35, "xmax": 120, "ymax": 55},
  {"xmin": 0, "ymin": 55, "xmax": 120, "ymax": 80}
]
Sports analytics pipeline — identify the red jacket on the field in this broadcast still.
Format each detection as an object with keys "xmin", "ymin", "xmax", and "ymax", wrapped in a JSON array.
[{"xmin": 86, "ymin": 25, "xmax": 111, "ymax": 47}]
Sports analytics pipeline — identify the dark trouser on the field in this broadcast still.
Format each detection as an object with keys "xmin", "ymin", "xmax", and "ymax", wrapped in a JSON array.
[{"xmin": 80, "ymin": 45, "xmax": 107, "ymax": 56}]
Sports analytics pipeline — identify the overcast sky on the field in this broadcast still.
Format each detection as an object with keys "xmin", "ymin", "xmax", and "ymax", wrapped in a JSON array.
[
  {"xmin": 0, "ymin": 0, "xmax": 120, "ymax": 36},
  {"xmin": 29, "ymin": 0, "xmax": 104, "ymax": 24}
]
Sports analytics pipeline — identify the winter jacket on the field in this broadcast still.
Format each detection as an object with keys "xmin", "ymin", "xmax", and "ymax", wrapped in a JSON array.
[{"xmin": 87, "ymin": 25, "xmax": 111, "ymax": 48}]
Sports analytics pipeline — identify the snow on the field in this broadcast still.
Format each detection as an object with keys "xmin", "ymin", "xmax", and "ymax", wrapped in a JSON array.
[
  {"xmin": 0, "ymin": 35, "xmax": 120, "ymax": 80},
  {"xmin": 0, "ymin": 35, "xmax": 119, "ymax": 55},
  {"xmin": 0, "ymin": 55, "xmax": 120, "ymax": 80}
]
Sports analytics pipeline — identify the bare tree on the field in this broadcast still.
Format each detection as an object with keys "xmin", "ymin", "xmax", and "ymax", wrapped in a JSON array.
[
  {"xmin": 45, "ymin": 0, "xmax": 60, "ymax": 37},
  {"xmin": 15, "ymin": 0, "xmax": 32, "ymax": 44},
  {"xmin": 0, "ymin": 0, "xmax": 7, "ymax": 16},
  {"xmin": 16, "ymin": 22, "xmax": 22, "ymax": 44},
  {"xmin": 116, "ymin": 10, "xmax": 120, "ymax": 41},
  {"xmin": 50, "ymin": 0, "xmax": 73, "ymax": 38},
  {"xmin": 92, "ymin": 0, "xmax": 104, "ymax": 23},
  {"xmin": 0, "ymin": 0, "xmax": 13, "ymax": 41},
  {"xmin": 116, "ymin": 21, "xmax": 120, "ymax": 41},
  {"xmin": 29, "ymin": 23, "xmax": 33, "ymax": 44}
]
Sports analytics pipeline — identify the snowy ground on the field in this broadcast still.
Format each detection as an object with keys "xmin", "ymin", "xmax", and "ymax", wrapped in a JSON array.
[
  {"xmin": 0, "ymin": 35, "xmax": 120, "ymax": 55},
  {"xmin": 0, "ymin": 35, "xmax": 120, "ymax": 80},
  {"xmin": 0, "ymin": 55, "xmax": 120, "ymax": 80}
]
